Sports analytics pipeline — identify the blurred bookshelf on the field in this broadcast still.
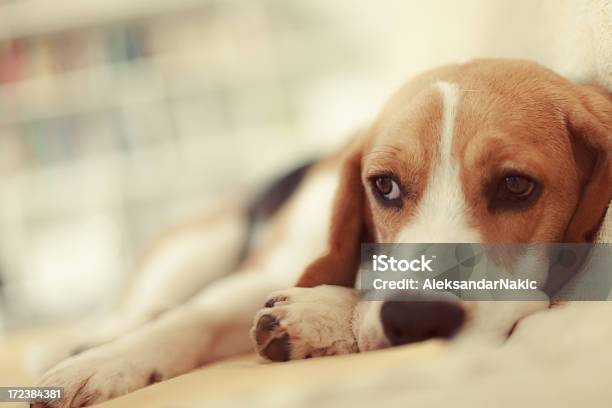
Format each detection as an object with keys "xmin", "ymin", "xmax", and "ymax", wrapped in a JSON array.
[{"xmin": 0, "ymin": 0, "xmax": 381, "ymax": 328}]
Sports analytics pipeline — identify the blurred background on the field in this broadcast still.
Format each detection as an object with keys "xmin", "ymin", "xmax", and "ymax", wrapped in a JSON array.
[{"xmin": 0, "ymin": 0, "xmax": 580, "ymax": 330}]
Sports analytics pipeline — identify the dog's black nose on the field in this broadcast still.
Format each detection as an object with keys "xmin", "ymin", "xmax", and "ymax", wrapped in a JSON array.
[{"xmin": 380, "ymin": 300, "xmax": 465, "ymax": 346}]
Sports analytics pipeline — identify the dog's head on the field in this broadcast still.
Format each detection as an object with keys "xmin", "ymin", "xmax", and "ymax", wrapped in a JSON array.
[
  {"xmin": 296, "ymin": 59, "xmax": 612, "ymax": 348},
  {"xmin": 298, "ymin": 59, "xmax": 612, "ymax": 289}
]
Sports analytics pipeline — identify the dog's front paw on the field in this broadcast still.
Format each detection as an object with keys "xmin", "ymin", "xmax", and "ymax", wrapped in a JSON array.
[
  {"xmin": 33, "ymin": 347, "xmax": 156, "ymax": 408},
  {"xmin": 250, "ymin": 285, "xmax": 359, "ymax": 362}
]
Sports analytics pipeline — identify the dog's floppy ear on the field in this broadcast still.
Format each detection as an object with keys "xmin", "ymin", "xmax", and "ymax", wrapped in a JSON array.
[
  {"xmin": 296, "ymin": 140, "xmax": 371, "ymax": 287},
  {"xmin": 564, "ymin": 84, "xmax": 612, "ymax": 242}
]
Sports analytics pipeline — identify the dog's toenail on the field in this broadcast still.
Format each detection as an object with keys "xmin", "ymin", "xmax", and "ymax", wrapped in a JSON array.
[
  {"xmin": 262, "ymin": 334, "xmax": 290, "ymax": 362},
  {"xmin": 255, "ymin": 314, "xmax": 278, "ymax": 345},
  {"xmin": 147, "ymin": 370, "xmax": 163, "ymax": 385}
]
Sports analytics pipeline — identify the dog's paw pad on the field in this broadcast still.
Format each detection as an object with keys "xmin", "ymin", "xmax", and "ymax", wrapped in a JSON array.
[
  {"xmin": 254, "ymin": 314, "xmax": 280, "ymax": 345},
  {"xmin": 253, "ymin": 312, "xmax": 291, "ymax": 362},
  {"xmin": 261, "ymin": 334, "xmax": 290, "ymax": 362}
]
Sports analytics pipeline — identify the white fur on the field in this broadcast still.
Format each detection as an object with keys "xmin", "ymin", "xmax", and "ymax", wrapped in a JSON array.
[
  {"xmin": 395, "ymin": 82, "xmax": 481, "ymax": 243},
  {"xmin": 124, "ymin": 215, "xmax": 247, "ymax": 318}
]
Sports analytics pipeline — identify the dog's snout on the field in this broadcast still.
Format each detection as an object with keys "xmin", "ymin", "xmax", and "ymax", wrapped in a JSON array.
[{"xmin": 380, "ymin": 300, "xmax": 465, "ymax": 346}]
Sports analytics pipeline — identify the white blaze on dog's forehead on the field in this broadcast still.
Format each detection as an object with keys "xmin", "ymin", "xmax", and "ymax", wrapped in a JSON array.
[
  {"xmin": 395, "ymin": 81, "xmax": 481, "ymax": 243},
  {"xmin": 437, "ymin": 81, "xmax": 460, "ymax": 168}
]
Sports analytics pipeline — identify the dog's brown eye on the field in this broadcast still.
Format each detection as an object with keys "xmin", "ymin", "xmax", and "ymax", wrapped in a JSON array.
[
  {"xmin": 375, "ymin": 177, "xmax": 392, "ymax": 195},
  {"xmin": 488, "ymin": 172, "xmax": 540, "ymax": 211},
  {"xmin": 501, "ymin": 175, "xmax": 535, "ymax": 200},
  {"xmin": 370, "ymin": 175, "xmax": 403, "ymax": 208},
  {"xmin": 375, "ymin": 177, "xmax": 400, "ymax": 200}
]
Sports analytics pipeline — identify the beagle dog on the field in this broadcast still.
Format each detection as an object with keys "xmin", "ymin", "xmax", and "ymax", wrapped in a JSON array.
[{"xmin": 32, "ymin": 59, "xmax": 611, "ymax": 408}]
